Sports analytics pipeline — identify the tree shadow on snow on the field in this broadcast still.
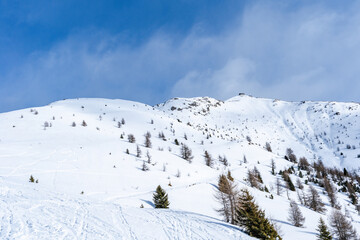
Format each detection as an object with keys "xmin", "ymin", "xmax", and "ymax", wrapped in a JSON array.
[{"xmin": 141, "ymin": 199, "xmax": 155, "ymax": 208}]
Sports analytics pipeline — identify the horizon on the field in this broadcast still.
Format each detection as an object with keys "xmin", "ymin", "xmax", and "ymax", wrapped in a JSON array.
[{"xmin": 5, "ymin": 93, "xmax": 360, "ymax": 114}]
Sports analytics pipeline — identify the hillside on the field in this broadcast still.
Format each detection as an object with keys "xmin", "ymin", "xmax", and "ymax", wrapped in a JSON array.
[{"xmin": 0, "ymin": 94, "xmax": 359, "ymax": 239}]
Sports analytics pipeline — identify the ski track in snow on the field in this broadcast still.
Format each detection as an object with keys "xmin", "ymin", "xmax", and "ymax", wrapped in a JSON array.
[{"xmin": 0, "ymin": 180, "xmax": 254, "ymax": 240}]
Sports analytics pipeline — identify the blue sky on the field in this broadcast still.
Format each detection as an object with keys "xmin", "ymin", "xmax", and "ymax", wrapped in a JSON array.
[{"xmin": 0, "ymin": 0, "xmax": 359, "ymax": 112}]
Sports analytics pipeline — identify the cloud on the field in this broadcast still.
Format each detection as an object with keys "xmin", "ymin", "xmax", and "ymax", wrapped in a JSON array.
[
  {"xmin": 171, "ymin": 58, "xmax": 259, "ymax": 99},
  {"xmin": 172, "ymin": 1, "xmax": 360, "ymax": 102},
  {"xmin": 2, "ymin": 1, "xmax": 360, "ymax": 112}
]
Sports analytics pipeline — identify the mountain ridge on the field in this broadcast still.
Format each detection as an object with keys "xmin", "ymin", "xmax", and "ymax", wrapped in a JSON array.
[{"xmin": 0, "ymin": 94, "xmax": 359, "ymax": 239}]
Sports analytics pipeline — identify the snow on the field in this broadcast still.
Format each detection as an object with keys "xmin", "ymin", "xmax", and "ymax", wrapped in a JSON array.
[
  {"xmin": 0, "ymin": 95, "xmax": 359, "ymax": 239},
  {"xmin": 0, "ymin": 180, "xmax": 253, "ymax": 240}
]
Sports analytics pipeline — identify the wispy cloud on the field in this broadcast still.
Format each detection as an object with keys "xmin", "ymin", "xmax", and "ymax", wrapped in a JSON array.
[{"xmin": 2, "ymin": 1, "xmax": 360, "ymax": 112}]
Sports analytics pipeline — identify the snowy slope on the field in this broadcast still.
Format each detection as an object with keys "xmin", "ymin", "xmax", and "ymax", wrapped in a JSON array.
[
  {"xmin": 0, "ymin": 95, "xmax": 359, "ymax": 239},
  {"xmin": 0, "ymin": 179, "xmax": 253, "ymax": 240}
]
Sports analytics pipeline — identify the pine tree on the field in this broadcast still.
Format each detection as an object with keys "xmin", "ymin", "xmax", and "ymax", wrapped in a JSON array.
[
  {"xmin": 317, "ymin": 218, "xmax": 332, "ymax": 240},
  {"xmin": 235, "ymin": 189, "xmax": 282, "ymax": 240},
  {"xmin": 282, "ymin": 171, "xmax": 295, "ymax": 191},
  {"xmin": 153, "ymin": 185, "xmax": 169, "ymax": 208},
  {"xmin": 29, "ymin": 175, "xmax": 35, "ymax": 183}
]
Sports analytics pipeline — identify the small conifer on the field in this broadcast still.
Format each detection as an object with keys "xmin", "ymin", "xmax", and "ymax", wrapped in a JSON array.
[
  {"xmin": 316, "ymin": 218, "xmax": 332, "ymax": 240},
  {"xmin": 29, "ymin": 175, "xmax": 35, "ymax": 183},
  {"xmin": 153, "ymin": 185, "xmax": 170, "ymax": 208},
  {"xmin": 236, "ymin": 189, "xmax": 282, "ymax": 239}
]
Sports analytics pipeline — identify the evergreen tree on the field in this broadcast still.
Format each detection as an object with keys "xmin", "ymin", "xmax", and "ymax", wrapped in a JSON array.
[
  {"xmin": 317, "ymin": 218, "xmax": 332, "ymax": 240},
  {"xmin": 282, "ymin": 171, "xmax": 295, "ymax": 191},
  {"xmin": 153, "ymin": 185, "xmax": 169, "ymax": 208},
  {"xmin": 29, "ymin": 175, "xmax": 35, "ymax": 183},
  {"xmin": 235, "ymin": 189, "xmax": 282, "ymax": 240}
]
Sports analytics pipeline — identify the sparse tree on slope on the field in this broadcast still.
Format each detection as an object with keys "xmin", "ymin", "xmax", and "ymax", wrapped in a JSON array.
[
  {"xmin": 288, "ymin": 200, "xmax": 305, "ymax": 227},
  {"xmin": 136, "ymin": 145, "xmax": 142, "ymax": 158},
  {"xmin": 29, "ymin": 175, "xmax": 35, "ymax": 183},
  {"xmin": 153, "ymin": 185, "xmax": 169, "ymax": 208},
  {"xmin": 285, "ymin": 148, "xmax": 297, "ymax": 163},
  {"xmin": 215, "ymin": 174, "xmax": 238, "ymax": 224},
  {"xmin": 146, "ymin": 150, "xmax": 151, "ymax": 164},
  {"xmin": 204, "ymin": 150, "xmax": 213, "ymax": 167},
  {"xmin": 265, "ymin": 142, "xmax": 272, "ymax": 152},
  {"xmin": 227, "ymin": 170, "xmax": 234, "ymax": 182},
  {"xmin": 307, "ymin": 185, "xmax": 326, "ymax": 213},
  {"xmin": 282, "ymin": 171, "xmax": 295, "ymax": 191},
  {"xmin": 180, "ymin": 144, "xmax": 193, "ymax": 163},
  {"xmin": 317, "ymin": 217, "xmax": 332, "ymax": 240},
  {"xmin": 142, "ymin": 161, "xmax": 149, "ymax": 171},
  {"xmin": 128, "ymin": 134, "xmax": 136, "ymax": 143},
  {"xmin": 329, "ymin": 210, "xmax": 357, "ymax": 240},
  {"xmin": 276, "ymin": 178, "xmax": 283, "ymax": 196},
  {"xmin": 323, "ymin": 177, "xmax": 338, "ymax": 208},
  {"xmin": 144, "ymin": 131, "xmax": 152, "ymax": 148},
  {"xmin": 271, "ymin": 159, "xmax": 276, "ymax": 175}
]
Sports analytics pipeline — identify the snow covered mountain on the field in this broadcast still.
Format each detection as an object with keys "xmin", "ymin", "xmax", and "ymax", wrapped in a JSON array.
[{"xmin": 0, "ymin": 94, "xmax": 359, "ymax": 239}]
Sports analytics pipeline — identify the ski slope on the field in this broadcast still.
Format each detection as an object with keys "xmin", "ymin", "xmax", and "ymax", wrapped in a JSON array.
[
  {"xmin": 0, "ymin": 180, "xmax": 253, "ymax": 240},
  {"xmin": 0, "ymin": 94, "xmax": 359, "ymax": 239}
]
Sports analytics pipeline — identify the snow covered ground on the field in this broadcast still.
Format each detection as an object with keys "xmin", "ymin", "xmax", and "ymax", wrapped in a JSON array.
[
  {"xmin": 0, "ymin": 94, "xmax": 359, "ymax": 239},
  {"xmin": 0, "ymin": 180, "xmax": 253, "ymax": 240}
]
